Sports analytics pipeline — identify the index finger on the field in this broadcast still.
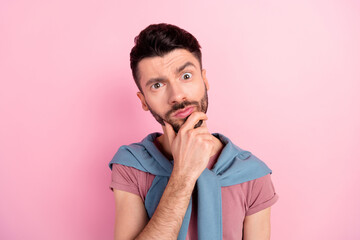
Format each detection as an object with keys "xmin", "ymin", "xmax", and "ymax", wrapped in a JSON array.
[
  {"xmin": 164, "ymin": 120, "xmax": 176, "ymax": 147},
  {"xmin": 179, "ymin": 111, "xmax": 208, "ymax": 133}
]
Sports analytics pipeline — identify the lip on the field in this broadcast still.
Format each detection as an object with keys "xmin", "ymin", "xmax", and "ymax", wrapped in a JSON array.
[{"xmin": 173, "ymin": 106, "xmax": 194, "ymax": 118}]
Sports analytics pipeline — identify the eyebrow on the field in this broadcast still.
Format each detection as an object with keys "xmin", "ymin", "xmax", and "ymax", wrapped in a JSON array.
[
  {"xmin": 176, "ymin": 61, "xmax": 196, "ymax": 73},
  {"xmin": 144, "ymin": 61, "xmax": 197, "ymax": 88}
]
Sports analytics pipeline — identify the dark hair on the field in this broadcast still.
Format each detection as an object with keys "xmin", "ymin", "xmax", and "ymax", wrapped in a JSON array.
[{"xmin": 130, "ymin": 23, "xmax": 202, "ymax": 92}]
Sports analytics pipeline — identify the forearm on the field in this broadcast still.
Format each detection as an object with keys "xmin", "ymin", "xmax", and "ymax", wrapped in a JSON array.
[{"xmin": 135, "ymin": 174, "xmax": 196, "ymax": 240}]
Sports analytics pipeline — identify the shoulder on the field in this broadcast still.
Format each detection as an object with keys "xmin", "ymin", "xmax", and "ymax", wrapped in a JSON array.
[
  {"xmin": 216, "ymin": 133, "xmax": 272, "ymax": 185},
  {"xmin": 109, "ymin": 133, "xmax": 163, "ymax": 170},
  {"xmin": 243, "ymin": 173, "xmax": 274, "ymax": 190},
  {"xmin": 237, "ymin": 152, "xmax": 272, "ymax": 176},
  {"xmin": 109, "ymin": 142, "xmax": 149, "ymax": 170}
]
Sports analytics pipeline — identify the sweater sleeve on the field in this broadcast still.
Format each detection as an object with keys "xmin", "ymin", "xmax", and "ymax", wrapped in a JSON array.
[{"xmin": 245, "ymin": 174, "xmax": 279, "ymax": 216}]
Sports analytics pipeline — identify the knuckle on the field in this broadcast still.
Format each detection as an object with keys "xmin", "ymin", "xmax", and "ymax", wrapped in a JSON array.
[
  {"xmin": 187, "ymin": 129, "xmax": 196, "ymax": 137},
  {"xmin": 195, "ymin": 136, "xmax": 203, "ymax": 143},
  {"xmin": 203, "ymin": 141, "xmax": 211, "ymax": 148},
  {"xmin": 178, "ymin": 128, "xmax": 185, "ymax": 136}
]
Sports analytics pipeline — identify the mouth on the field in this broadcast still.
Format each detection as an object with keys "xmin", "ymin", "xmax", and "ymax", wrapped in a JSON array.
[{"xmin": 173, "ymin": 106, "xmax": 194, "ymax": 119}]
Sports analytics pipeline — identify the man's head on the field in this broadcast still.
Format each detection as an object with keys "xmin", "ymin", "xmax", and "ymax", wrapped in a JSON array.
[
  {"xmin": 130, "ymin": 24, "xmax": 209, "ymax": 133},
  {"xmin": 130, "ymin": 23, "xmax": 203, "ymax": 92}
]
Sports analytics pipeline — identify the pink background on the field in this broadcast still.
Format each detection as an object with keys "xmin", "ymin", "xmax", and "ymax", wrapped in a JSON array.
[{"xmin": 1, "ymin": 0, "xmax": 359, "ymax": 239}]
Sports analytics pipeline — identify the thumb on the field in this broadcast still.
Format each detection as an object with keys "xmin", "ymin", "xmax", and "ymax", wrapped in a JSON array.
[{"xmin": 164, "ymin": 121, "xmax": 176, "ymax": 147}]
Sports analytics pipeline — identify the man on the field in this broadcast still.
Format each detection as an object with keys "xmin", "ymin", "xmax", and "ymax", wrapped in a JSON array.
[{"xmin": 109, "ymin": 23, "xmax": 278, "ymax": 240}]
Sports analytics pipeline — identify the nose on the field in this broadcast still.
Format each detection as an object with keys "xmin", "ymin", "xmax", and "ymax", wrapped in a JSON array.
[{"xmin": 168, "ymin": 82, "xmax": 187, "ymax": 105}]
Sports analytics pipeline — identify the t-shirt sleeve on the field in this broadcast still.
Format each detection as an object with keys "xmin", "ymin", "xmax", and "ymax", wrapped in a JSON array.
[
  {"xmin": 109, "ymin": 163, "xmax": 142, "ymax": 196},
  {"xmin": 245, "ymin": 173, "xmax": 279, "ymax": 216},
  {"xmin": 109, "ymin": 163, "xmax": 155, "ymax": 202}
]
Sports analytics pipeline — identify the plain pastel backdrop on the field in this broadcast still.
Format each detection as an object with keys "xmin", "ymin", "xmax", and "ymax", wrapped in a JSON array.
[{"xmin": 1, "ymin": 0, "xmax": 359, "ymax": 239}]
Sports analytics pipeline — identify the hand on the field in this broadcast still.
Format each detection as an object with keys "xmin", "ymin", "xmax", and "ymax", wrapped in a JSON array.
[{"xmin": 164, "ymin": 112, "xmax": 215, "ymax": 182}]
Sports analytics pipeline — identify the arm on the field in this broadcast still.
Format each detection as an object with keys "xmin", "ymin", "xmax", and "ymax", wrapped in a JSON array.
[
  {"xmin": 114, "ymin": 174, "xmax": 196, "ymax": 240},
  {"xmin": 114, "ymin": 112, "xmax": 214, "ymax": 240},
  {"xmin": 114, "ymin": 190, "xmax": 148, "ymax": 240},
  {"xmin": 243, "ymin": 207, "xmax": 271, "ymax": 240},
  {"xmin": 135, "ymin": 173, "xmax": 197, "ymax": 239}
]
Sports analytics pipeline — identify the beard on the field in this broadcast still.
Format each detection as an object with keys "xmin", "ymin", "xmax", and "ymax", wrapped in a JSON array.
[{"xmin": 147, "ymin": 89, "xmax": 208, "ymax": 133}]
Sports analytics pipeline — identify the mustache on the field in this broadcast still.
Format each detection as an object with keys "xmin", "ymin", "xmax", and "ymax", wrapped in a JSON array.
[{"xmin": 165, "ymin": 101, "xmax": 199, "ymax": 118}]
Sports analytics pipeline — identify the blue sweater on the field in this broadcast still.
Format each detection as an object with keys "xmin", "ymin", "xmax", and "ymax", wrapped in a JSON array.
[{"xmin": 109, "ymin": 132, "xmax": 272, "ymax": 240}]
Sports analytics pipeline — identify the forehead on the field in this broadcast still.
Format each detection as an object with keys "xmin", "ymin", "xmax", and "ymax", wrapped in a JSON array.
[{"xmin": 137, "ymin": 49, "xmax": 200, "ymax": 86}]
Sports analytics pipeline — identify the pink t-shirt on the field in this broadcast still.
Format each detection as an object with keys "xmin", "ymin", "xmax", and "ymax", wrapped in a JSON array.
[{"xmin": 110, "ymin": 143, "xmax": 278, "ymax": 240}]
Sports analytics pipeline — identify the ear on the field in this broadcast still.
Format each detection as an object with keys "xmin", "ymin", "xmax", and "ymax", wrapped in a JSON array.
[
  {"xmin": 202, "ymin": 69, "xmax": 210, "ymax": 90},
  {"xmin": 136, "ymin": 92, "xmax": 149, "ymax": 111}
]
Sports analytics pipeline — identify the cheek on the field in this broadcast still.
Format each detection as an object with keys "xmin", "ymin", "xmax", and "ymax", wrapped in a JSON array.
[
  {"xmin": 191, "ymin": 82, "xmax": 206, "ymax": 97},
  {"xmin": 146, "ymin": 96, "xmax": 167, "ymax": 114}
]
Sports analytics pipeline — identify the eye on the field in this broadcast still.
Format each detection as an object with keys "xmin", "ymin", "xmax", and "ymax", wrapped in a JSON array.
[
  {"xmin": 181, "ymin": 72, "xmax": 192, "ymax": 80},
  {"xmin": 151, "ymin": 82, "xmax": 164, "ymax": 90}
]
